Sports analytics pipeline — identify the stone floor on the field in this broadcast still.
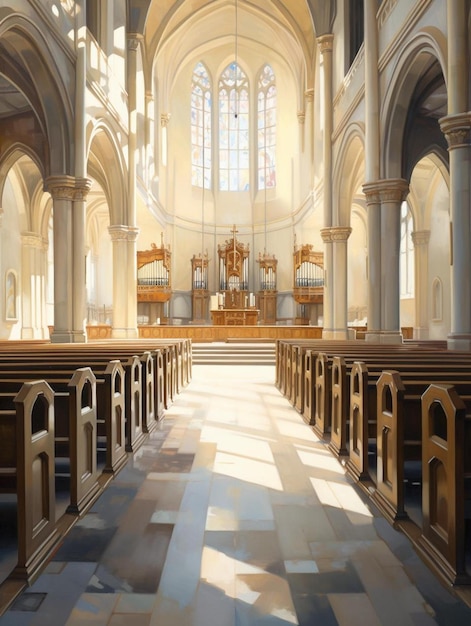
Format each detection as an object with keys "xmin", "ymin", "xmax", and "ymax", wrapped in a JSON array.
[{"xmin": 1, "ymin": 363, "xmax": 471, "ymax": 625}]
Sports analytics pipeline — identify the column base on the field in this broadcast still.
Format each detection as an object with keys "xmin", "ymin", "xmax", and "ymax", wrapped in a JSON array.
[
  {"xmin": 111, "ymin": 327, "xmax": 139, "ymax": 340},
  {"xmin": 322, "ymin": 328, "xmax": 355, "ymax": 340},
  {"xmin": 447, "ymin": 333, "xmax": 471, "ymax": 351},
  {"xmin": 50, "ymin": 330, "xmax": 87, "ymax": 343},
  {"xmin": 365, "ymin": 331, "xmax": 403, "ymax": 344}
]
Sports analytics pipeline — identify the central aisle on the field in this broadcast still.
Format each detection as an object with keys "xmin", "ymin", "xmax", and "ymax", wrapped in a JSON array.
[{"xmin": 3, "ymin": 364, "xmax": 471, "ymax": 625}]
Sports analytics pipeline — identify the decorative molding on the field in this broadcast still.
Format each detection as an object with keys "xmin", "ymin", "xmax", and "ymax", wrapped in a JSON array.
[
  {"xmin": 321, "ymin": 226, "xmax": 352, "ymax": 243},
  {"xmin": 108, "ymin": 225, "xmax": 140, "ymax": 242},
  {"xmin": 21, "ymin": 232, "xmax": 46, "ymax": 249},
  {"xmin": 411, "ymin": 230, "xmax": 431, "ymax": 246},
  {"xmin": 45, "ymin": 176, "xmax": 92, "ymax": 201},
  {"xmin": 127, "ymin": 34, "xmax": 143, "ymax": 51},
  {"xmin": 161, "ymin": 113, "xmax": 171, "ymax": 127},
  {"xmin": 366, "ymin": 178, "xmax": 409, "ymax": 204},
  {"xmin": 439, "ymin": 113, "xmax": 471, "ymax": 149},
  {"xmin": 317, "ymin": 34, "xmax": 334, "ymax": 54},
  {"xmin": 297, "ymin": 110, "xmax": 305, "ymax": 125}
]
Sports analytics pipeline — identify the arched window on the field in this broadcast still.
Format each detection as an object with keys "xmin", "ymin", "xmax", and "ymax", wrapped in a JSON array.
[
  {"xmin": 219, "ymin": 62, "xmax": 249, "ymax": 191},
  {"xmin": 257, "ymin": 64, "xmax": 276, "ymax": 190},
  {"xmin": 400, "ymin": 202, "xmax": 414, "ymax": 297},
  {"xmin": 191, "ymin": 63, "xmax": 212, "ymax": 188},
  {"xmin": 192, "ymin": 61, "xmax": 277, "ymax": 192}
]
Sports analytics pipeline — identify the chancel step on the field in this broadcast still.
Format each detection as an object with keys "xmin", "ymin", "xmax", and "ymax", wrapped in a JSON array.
[{"xmin": 191, "ymin": 341, "xmax": 276, "ymax": 365}]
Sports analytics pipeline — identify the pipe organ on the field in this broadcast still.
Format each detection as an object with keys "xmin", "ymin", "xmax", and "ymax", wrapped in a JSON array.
[
  {"xmin": 293, "ymin": 244, "xmax": 324, "ymax": 324},
  {"xmin": 191, "ymin": 252, "xmax": 210, "ymax": 323},
  {"xmin": 257, "ymin": 251, "xmax": 277, "ymax": 324},
  {"xmin": 137, "ymin": 238, "xmax": 171, "ymax": 302}
]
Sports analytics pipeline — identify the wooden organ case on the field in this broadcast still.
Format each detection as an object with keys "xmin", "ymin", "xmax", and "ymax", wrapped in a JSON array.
[
  {"xmin": 217, "ymin": 225, "xmax": 250, "ymax": 309},
  {"xmin": 137, "ymin": 236, "xmax": 171, "ymax": 324},
  {"xmin": 293, "ymin": 243, "xmax": 324, "ymax": 324},
  {"xmin": 191, "ymin": 252, "xmax": 209, "ymax": 323},
  {"xmin": 256, "ymin": 251, "xmax": 277, "ymax": 324}
]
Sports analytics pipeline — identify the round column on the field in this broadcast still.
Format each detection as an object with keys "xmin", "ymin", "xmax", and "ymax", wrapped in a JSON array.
[
  {"xmin": 440, "ymin": 114, "xmax": 471, "ymax": 349},
  {"xmin": 378, "ymin": 179, "xmax": 409, "ymax": 342},
  {"xmin": 332, "ymin": 226, "xmax": 352, "ymax": 339},
  {"xmin": 46, "ymin": 176, "xmax": 91, "ymax": 343},
  {"xmin": 320, "ymin": 228, "xmax": 334, "ymax": 338},
  {"xmin": 411, "ymin": 230, "xmax": 430, "ymax": 340},
  {"xmin": 362, "ymin": 184, "xmax": 382, "ymax": 341},
  {"xmin": 317, "ymin": 35, "xmax": 334, "ymax": 229}
]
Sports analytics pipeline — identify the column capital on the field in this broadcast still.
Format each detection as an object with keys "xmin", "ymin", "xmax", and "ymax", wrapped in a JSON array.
[
  {"xmin": 108, "ymin": 225, "xmax": 140, "ymax": 243},
  {"xmin": 411, "ymin": 230, "xmax": 430, "ymax": 246},
  {"xmin": 305, "ymin": 88, "xmax": 314, "ymax": 102},
  {"xmin": 45, "ymin": 175, "xmax": 92, "ymax": 201},
  {"xmin": 127, "ymin": 33, "xmax": 143, "ymax": 51},
  {"xmin": 297, "ymin": 110, "xmax": 305, "ymax": 125},
  {"xmin": 21, "ymin": 231, "xmax": 48, "ymax": 250},
  {"xmin": 317, "ymin": 34, "xmax": 334, "ymax": 54},
  {"xmin": 364, "ymin": 178, "xmax": 409, "ymax": 204},
  {"xmin": 321, "ymin": 226, "xmax": 352, "ymax": 243},
  {"xmin": 161, "ymin": 113, "xmax": 171, "ymax": 127},
  {"xmin": 439, "ymin": 113, "xmax": 471, "ymax": 149}
]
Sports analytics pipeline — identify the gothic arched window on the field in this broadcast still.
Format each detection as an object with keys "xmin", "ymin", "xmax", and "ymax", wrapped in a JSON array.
[
  {"xmin": 191, "ymin": 62, "xmax": 212, "ymax": 188},
  {"xmin": 219, "ymin": 62, "xmax": 249, "ymax": 191},
  {"xmin": 257, "ymin": 64, "xmax": 276, "ymax": 190}
]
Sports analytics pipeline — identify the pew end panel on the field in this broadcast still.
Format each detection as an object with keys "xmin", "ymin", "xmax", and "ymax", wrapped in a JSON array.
[
  {"xmin": 9, "ymin": 381, "xmax": 60, "ymax": 583},
  {"xmin": 345, "ymin": 362, "xmax": 372, "ymax": 484},
  {"xmin": 371, "ymin": 370, "xmax": 408, "ymax": 524},
  {"xmin": 313, "ymin": 353, "xmax": 331, "ymax": 440},
  {"xmin": 417, "ymin": 384, "xmax": 471, "ymax": 586},
  {"xmin": 329, "ymin": 356, "xmax": 348, "ymax": 458},
  {"xmin": 66, "ymin": 368, "xmax": 101, "ymax": 515}
]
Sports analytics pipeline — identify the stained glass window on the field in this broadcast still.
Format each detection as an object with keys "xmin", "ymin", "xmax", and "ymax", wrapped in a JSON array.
[
  {"xmin": 219, "ymin": 62, "xmax": 249, "ymax": 191},
  {"xmin": 191, "ymin": 62, "xmax": 212, "ymax": 188},
  {"xmin": 257, "ymin": 64, "xmax": 276, "ymax": 190}
]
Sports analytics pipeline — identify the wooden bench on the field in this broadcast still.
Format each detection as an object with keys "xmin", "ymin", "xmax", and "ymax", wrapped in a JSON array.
[
  {"xmin": 0, "ymin": 360, "xmax": 129, "ymax": 477},
  {"xmin": 417, "ymin": 383, "xmax": 471, "ymax": 585},
  {"xmin": 0, "ymin": 380, "xmax": 60, "ymax": 583}
]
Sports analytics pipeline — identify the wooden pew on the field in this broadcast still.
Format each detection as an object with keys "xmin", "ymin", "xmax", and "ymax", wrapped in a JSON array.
[
  {"xmin": 0, "ymin": 360, "xmax": 129, "ymax": 477},
  {"xmin": 0, "ymin": 380, "xmax": 60, "ymax": 583},
  {"xmin": 417, "ymin": 384, "xmax": 471, "ymax": 586}
]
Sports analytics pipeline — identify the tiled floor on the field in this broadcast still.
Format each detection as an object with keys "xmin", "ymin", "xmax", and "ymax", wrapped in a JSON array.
[{"xmin": 1, "ymin": 364, "xmax": 471, "ymax": 625}]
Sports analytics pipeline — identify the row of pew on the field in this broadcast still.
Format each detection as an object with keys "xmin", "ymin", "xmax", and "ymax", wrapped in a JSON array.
[
  {"xmin": 0, "ymin": 338, "xmax": 191, "ymax": 596},
  {"xmin": 275, "ymin": 338, "xmax": 471, "ymax": 589}
]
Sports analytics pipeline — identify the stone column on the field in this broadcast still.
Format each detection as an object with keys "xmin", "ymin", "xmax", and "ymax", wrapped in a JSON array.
[
  {"xmin": 20, "ymin": 233, "xmax": 48, "ymax": 339},
  {"xmin": 109, "ymin": 225, "xmax": 139, "ymax": 339},
  {"xmin": 318, "ymin": 35, "xmax": 334, "ymax": 337},
  {"xmin": 305, "ymin": 88, "xmax": 314, "ymax": 180},
  {"xmin": 440, "ymin": 114, "xmax": 471, "ymax": 349},
  {"xmin": 331, "ymin": 226, "xmax": 352, "ymax": 339},
  {"xmin": 378, "ymin": 178, "xmax": 409, "ymax": 342},
  {"xmin": 362, "ymin": 0, "xmax": 381, "ymax": 342},
  {"xmin": 411, "ymin": 230, "xmax": 430, "ymax": 340},
  {"xmin": 46, "ymin": 176, "xmax": 90, "ymax": 343},
  {"xmin": 362, "ymin": 184, "xmax": 381, "ymax": 340},
  {"xmin": 320, "ymin": 228, "xmax": 334, "ymax": 338},
  {"xmin": 126, "ymin": 226, "xmax": 140, "ymax": 337},
  {"xmin": 439, "ymin": 1, "xmax": 470, "ymax": 349}
]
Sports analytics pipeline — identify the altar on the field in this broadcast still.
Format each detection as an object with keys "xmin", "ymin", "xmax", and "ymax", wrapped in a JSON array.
[{"xmin": 211, "ymin": 308, "xmax": 259, "ymax": 326}]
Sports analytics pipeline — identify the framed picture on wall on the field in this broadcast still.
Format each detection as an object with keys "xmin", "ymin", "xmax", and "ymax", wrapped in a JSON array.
[{"xmin": 5, "ymin": 269, "xmax": 17, "ymax": 322}]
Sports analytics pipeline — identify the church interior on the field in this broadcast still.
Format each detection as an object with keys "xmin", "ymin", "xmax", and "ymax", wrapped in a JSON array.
[{"xmin": 1, "ymin": 1, "xmax": 471, "ymax": 623}]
